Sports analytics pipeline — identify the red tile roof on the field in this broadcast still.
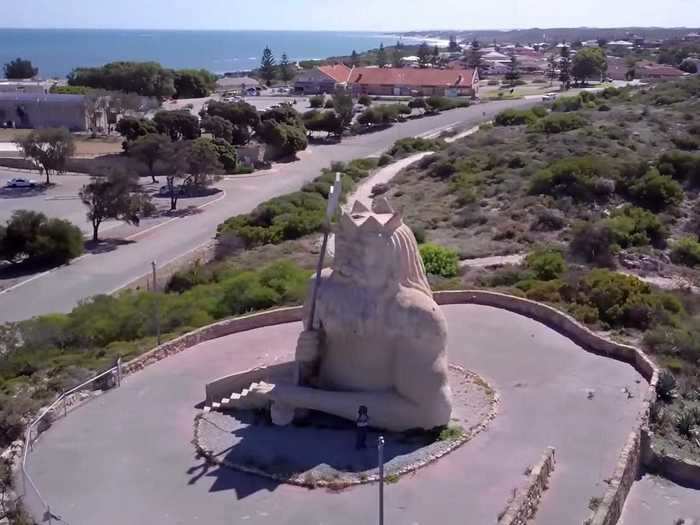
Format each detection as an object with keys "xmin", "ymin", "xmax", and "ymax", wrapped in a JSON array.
[
  {"xmin": 348, "ymin": 67, "xmax": 477, "ymax": 88},
  {"xmin": 318, "ymin": 64, "xmax": 353, "ymax": 83},
  {"xmin": 639, "ymin": 65, "xmax": 687, "ymax": 77}
]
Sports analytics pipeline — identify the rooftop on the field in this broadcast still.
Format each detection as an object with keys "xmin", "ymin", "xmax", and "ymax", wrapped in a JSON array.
[
  {"xmin": 349, "ymin": 67, "xmax": 477, "ymax": 88},
  {"xmin": 317, "ymin": 64, "xmax": 353, "ymax": 84}
]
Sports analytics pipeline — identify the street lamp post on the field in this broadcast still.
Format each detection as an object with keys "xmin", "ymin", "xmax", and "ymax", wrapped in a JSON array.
[
  {"xmin": 378, "ymin": 435, "xmax": 385, "ymax": 525},
  {"xmin": 152, "ymin": 261, "xmax": 161, "ymax": 346}
]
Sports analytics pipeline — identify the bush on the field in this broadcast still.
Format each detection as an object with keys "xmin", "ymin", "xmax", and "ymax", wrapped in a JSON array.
[
  {"xmin": 598, "ymin": 104, "xmax": 611, "ymax": 112},
  {"xmin": 671, "ymin": 236, "xmax": 700, "ymax": 267},
  {"xmin": 530, "ymin": 208, "xmax": 566, "ymax": 231},
  {"xmin": 530, "ymin": 113, "xmax": 587, "ymax": 134},
  {"xmin": 388, "ymin": 137, "xmax": 444, "ymax": 157},
  {"xmin": 494, "ymin": 108, "xmax": 538, "ymax": 126},
  {"xmin": 671, "ymin": 134, "xmax": 700, "ymax": 151},
  {"xmin": 410, "ymin": 225, "xmax": 426, "ymax": 244},
  {"xmin": 426, "ymin": 96, "xmax": 469, "ymax": 111},
  {"xmin": 657, "ymin": 370, "xmax": 678, "ymax": 403},
  {"xmin": 525, "ymin": 279, "xmax": 563, "ymax": 302},
  {"xmin": 529, "ymin": 156, "xmax": 610, "ymax": 202},
  {"xmin": 552, "ymin": 95, "xmax": 582, "ymax": 112},
  {"xmin": 628, "ymin": 168, "xmax": 683, "ymax": 212},
  {"xmin": 605, "ymin": 205, "xmax": 668, "ymax": 249},
  {"xmin": 419, "ymin": 243, "xmax": 459, "ymax": 278},
  {"xmin": 0, "ymin": 210, "xmax": 84, "ymax": 265},
  {"xmin": 526, "ymin": 248, "xmax": 567, "ymax": 281},
  {"xmin": 324, "ymin": 99, "xmax": 335, "ymax": 109},
  {"xmin": 309, "ymin": 95, "xmax": 324, "ymax": 108},
  {"xmin": 570, "ymin": 221, "xmax": 618, "ymax": 267},
  {"xmin": 430, "ymin": 159, "xmax": 457, "ymax": 179},
  {"xmin": 573, "ymin": 269, "xmax": 683, "ymax": 329},
  {"xmin": 358, "ymin": 95, "xmax": 372, "ymax": 106},
  {"xmin": 657, "ymin": 151, "xmax": 700, "ymax": 184}
]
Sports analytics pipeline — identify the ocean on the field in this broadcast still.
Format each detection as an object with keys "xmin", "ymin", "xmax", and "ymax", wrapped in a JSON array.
[{"xmin": 0, "ymin": 29, "xmax": 421, "ymax": 79}]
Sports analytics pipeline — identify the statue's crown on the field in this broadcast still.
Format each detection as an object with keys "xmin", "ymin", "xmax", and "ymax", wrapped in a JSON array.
[{"xmin": 338, "ymin": 198, "xmax": 402, "ymax": 236}]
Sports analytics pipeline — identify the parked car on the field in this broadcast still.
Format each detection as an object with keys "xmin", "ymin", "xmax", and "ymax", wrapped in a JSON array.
[
  {"xmin": 5, "ymin": 177, "xmax": 38, "ymax": 188},
  {"xmin": 542, "ymin": 92, "xmax": 558, "ymax": 102}
]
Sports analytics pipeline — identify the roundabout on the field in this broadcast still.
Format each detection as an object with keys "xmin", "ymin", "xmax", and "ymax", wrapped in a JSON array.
[{"xmin": 24, "ymin": 304, "xmax": 647, "ymax": 525}]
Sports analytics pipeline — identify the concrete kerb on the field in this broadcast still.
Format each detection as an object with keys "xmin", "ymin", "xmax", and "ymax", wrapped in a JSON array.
[{"xmin": 498, "ymin": 447, "xmax": 556, "ymax": 525}]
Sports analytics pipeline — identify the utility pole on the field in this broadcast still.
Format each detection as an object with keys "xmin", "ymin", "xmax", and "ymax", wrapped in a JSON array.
[
  {"xmin": 152, "ymin": 261, "xmax": 161, "ymax": 346},
  {"xmin": 378, "ymin": 435, "xmax": 385, "ymax": 525}
]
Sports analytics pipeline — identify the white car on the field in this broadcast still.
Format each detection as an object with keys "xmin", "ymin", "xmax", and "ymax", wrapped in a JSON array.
[
  {"xmin": 542, "ymin": 93, "xmax": 558, "ymax": 102},
  {"xmin": 5, "ymin": 177, "xmax": 38, "ymax": 188}
]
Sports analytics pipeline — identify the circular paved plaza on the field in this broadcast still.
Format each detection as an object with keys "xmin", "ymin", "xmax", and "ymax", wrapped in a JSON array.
[{"xmin": 26, "ymin": 304, "xmax": 647, "ymax": 525}]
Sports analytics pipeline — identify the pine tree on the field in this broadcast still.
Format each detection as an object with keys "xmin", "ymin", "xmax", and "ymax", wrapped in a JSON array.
[
  {"xmin": 376, "ymin": 43, "xmax": 387, "ymax": 68},
  {"xmin": 505, "ymin": 55, "xmax": 521, "ymax": 87},
  {"xmin": 279, "ymin": 53, "xmax": 293, "ymax": 83},
  {"xmin": 448, "ymin": 35, "xmax": 460, "ymax": 52},
  {"xmin": 417, "ymin": 42, "xmax": 431, "ymax": 68},
  {"xmin": 559, "ymin": 45, "xmax": 571, "ymax": 90},
  {"xmin": 546, "ymin": 55, "xmax": 558, "ymax": 86},
  {"xmin": 432, "ymin": 45, "xmax": 440, "ymax": 65},
  {"xmin": 260, "ymin": 47, "xmax": 277, "ymax": 86},
  {"xmin": 467, "ymin": 40, "xmax": 482, "ymax": 72},
  {"xmin": 351, "ymin": 50, "xmax": 360, "ymax": 67},
  {"xmin": 392, "ymin": 47, "xmax": 403, "ymax": 68}
]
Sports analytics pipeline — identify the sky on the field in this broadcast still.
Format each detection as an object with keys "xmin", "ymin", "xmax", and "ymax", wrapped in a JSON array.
[{"xmin": 3, "ymin": 0, "xmax": 699, "ymax": 31}]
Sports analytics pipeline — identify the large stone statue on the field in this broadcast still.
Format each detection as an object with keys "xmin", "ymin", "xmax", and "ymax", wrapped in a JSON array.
[{"xmin": 255, "ymin": 198, "xmax": 453, "ymax": 432}]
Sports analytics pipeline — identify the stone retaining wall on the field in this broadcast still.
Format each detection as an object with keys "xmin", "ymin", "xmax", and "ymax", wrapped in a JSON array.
[
  {"xmin": 642, "ymin": 428, "xmax": 700, "ymax": 489},
  {"xmin": 499, "ymin": 447, "xmax": 556, "ymax": 525},
  {"xmin": 122, "ymin": 307, "xmax": 303, "ymax": 376}
]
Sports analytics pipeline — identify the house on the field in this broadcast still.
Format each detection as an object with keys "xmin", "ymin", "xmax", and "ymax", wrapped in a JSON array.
[
  {"xmin": 684, "ymin": 32, "xmax": 700, "ymax": 42},
  {"xmin": 215, "ymin": 76, "xmax": 260, "ymax": 95},
  {"xmin": 608, "ymin": 40, "xmax": 635, "ymax": 53},
  {"xmin": 348, "ymin": 68, "xmax": 479, "ymax": 98},
  {"xmin": 0, "ymin": 80, "xmax": 53, "ymax": 94},
  {"xmin": 0, "ymin": 93, "xmax": 107, "ymax": 132},
  {"xmin": 638, "ymin": 65, "xmax": 688, "ymax": 79},
  {"xmin": 293, "ymin": 64, "xmax": 352, "ymax": 95}
]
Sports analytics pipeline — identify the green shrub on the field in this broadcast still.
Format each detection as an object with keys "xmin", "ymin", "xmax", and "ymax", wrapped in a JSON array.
[
  {"xmin": 494, "ymin": 108, "xmax": 538, "ymax": 126},
  {"xmin": 378, "ymin": 153, "xmax": 392, "ymax": 166},
  {"xmin": 358, "ymin": 95, "xmax": 372, "ymax": 106},
  {"xmin": 529, "ymin": 156, "xmax": 610, "ymax": 202},
  {"xmin": 605, "ymin": 206, "xmax": 668, "ymax": 249},
  {"xmin": 552, "ymin": 95, "xmax": 582, "ymax": 112},
  {"xmin": 530, "ymin": 113, "xmax": 587, "ymax": 134},
  {"xmin": 309, "ymin": 95, "xmax": 324, "ymax": 108},
  {"xmin": 526, "ymin": 248, "xmax": 567, "ymax": 281},
  {"xmin": 570, "ymin": 221, "xmax": 617, "ymax": 267},
  {"xmin": 410, "ymin": 225, "xmax": 426, "ymax": 244},
  {"xmin": 388, "ymin": 137, "xmax": 444, "ymax": 157},
  {"xmin": 656, "ymin": 370, "xmax": 678, "ymax": 402},
  {"xmin": 431, "ymin": 159, "xmax": 457, "ymax": 179},
  {"xmin": 573, "ymin": 269, "xmax": 683, "ymax": 329},
  {"xmin": 671, "ymin": 236, "xmax": 700, "ymax": 267},
  {"xmin": 525, "ymin": 280, "xmax": 563, "ymax": 302},
  {"xmin": 657, "ymin": 151, "xmax": 700, "ymax": 184},
  {"xmin": 671, "ymin": 134, "xmax": 700, "ymax": 151},
  {"xmin": 628, "ymin": 168, "xmax": 683, "ymax": 212},
  {"xmin": 644, "ymin": 324, "xmax": 700, "ymax": 365},
  {"xmin": 419, "ymin": 243, "xmax": 459, "ymax": 278},
  {"xmin": 426, "ymin": 96, "xmax": 469, "ymax": 111}
]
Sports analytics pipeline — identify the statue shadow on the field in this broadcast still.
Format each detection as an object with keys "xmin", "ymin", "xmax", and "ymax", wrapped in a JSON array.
[{"xmin": 190, "ymin": 409, "xmax": 433, "ymax": 499}]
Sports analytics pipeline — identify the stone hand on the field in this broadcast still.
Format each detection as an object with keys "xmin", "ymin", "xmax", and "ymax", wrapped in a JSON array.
[{"xmin": 295, "ymin": 330, "xmax": 320, "ymax": 363}]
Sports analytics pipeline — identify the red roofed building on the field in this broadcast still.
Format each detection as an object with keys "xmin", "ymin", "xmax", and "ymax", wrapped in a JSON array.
[
  {"xmin": 348, "ymin": 67, "xmax": 479, "ymax": 97},
  {"xmin": 294, "ymin": 64, "xmax": 353, "ymax": 95}
]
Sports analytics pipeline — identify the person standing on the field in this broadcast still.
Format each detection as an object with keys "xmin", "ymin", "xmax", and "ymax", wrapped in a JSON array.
[{"xmin": 356, "ymin": 406, "xmax": 369, "ymax": 450}]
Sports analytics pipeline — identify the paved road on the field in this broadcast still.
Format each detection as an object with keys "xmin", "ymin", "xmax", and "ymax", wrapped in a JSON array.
[
  {"xmin": 0, "ymin": 99, "xmax": 535, "ymax": 322},
  {"xmin": 25, "ymin": 305, "xmax": 646, "ymax": 525},
  {"xmin": 620, "ymin": 474, "xmax": 700, "ymax": 524}
]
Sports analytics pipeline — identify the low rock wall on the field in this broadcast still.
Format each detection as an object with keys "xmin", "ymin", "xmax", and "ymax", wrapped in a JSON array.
[
  {"xmin": 642, "ymin": 428, "xmax": 700, "ymax": 489},
  {"xmin": 499, "ymin": 447, "xmax": 556, "ymax": 525},
  {"xmin": 122, "ymin": 307, "xmax": 303, "ymax": 376}
]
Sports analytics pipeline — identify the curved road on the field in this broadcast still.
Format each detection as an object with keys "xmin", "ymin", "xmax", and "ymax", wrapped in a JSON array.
[
  {"xmin": 25, "ymin": 305, "xmax": 646, "ymax": 525},
  {"xmin": 0, "ymin": 99, "xmax": 536, "ymax": 322}
]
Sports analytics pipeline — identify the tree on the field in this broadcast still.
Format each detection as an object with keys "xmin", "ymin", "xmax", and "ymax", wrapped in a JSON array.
[
  {"xmin": 680, "ymin": 59, "xmax": 698, "ymax": 74},
  {"xmin": 260, "ymin": 47, "xmax": 277, "ymax": 86},
  {"xmin": 153, "ymin": 110, "xmax": 201, "ymax": 141},
  {"xmin": 432, "ymin": 45, "xmax": 440, "ymax": 65},
  {"xmin": 417, "ymin": 42, "xmax": 431, "ymax": 68},
  {"xmin": 448, "ymin": 35, "xmax": 460, "ymax": 52},
  {"xmin": 597, "ymin": 38, "xmax": 608, "ymax": 48},
  {"xmin": 173, "ymin": 69, "xmax": 217, "ymax": 98},
  {"xmin": 332, "ymin": 93, "xmax": 354, "ymax": 129},
  {"xmin": 505, "ymin": 55, "xmax": 521, "ymax": 86},
  {"xmin": 201, "ymin": 115, "xmax": 234, "ymax": 144},
  {"xmin": 279, "ymin": 53, "xmax": 294, "ymax": 83},
  {"xmin": 392, "ymin": 47, "xmax": 403, "ymax": 68},
  {"xmin": 546, "ymin": 55, "xmax": 558, "ymax": 86},
  {"xmin": 203, "ymin": 100, "xmax": 260, "ymax": 145},
  {"xmin": 210, "ymin": 138, "xmax": 238, "ymax": 173},
  {"xmin": 257, "ymin": 120, "xmax": 308, "ymax": 157},
  {"xmin": 162, "ymin": 139, "xmax": 223, "ymax": 210},
  {"xmin": 185, "ymin": 138, "xmax": 223, "ymax": 187},
  {"xmin": 128, "ymin": 133, "xmax": 173, "ymax": 183},
  {"xmin": 0, "ymin": 210, "xmax": 83, "ymax": 265},
  {"xmin": 17, "ymin": 128, "xmax": 76, "ymax": 185},
  {"xmin": 68, "ymin": 62, "xmax": 176, "ymax": 98},
  {"xmin": 376, "ymin": 43, "xmax": 387, "ymax": 68},
  {"xmin": 625, "ymin": 56, "xmax": 639, "ymax": 81},
  {"xmin": 559, "ymin": 45, "xmax": 572, "ymax": 90},
  {"xmin": 571, "ymin": 47, "xmax": 607, "ymax": 86},
  {"xmin": 3, "ymin": 58, "xmax": 38, "ymax": 79},
  {"xmin": 80, "ymin": 170, "xmax": 146, "ymax": 242},
  {"xmin": 115, "ymin": 116, "xmax": 158, "ymax": 143},
  {"xmin": 466, "ymin": 40, "xmax": 482, "ymax": 72},
  {"xmin": 351, "ymin": 50, "xmax": 360, "ymax": 67}
]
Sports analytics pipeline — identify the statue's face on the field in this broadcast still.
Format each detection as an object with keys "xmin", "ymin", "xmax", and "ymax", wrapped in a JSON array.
[{"xmin": 334, "ymin": 219, "xmax": 393, "ymax": 289}]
